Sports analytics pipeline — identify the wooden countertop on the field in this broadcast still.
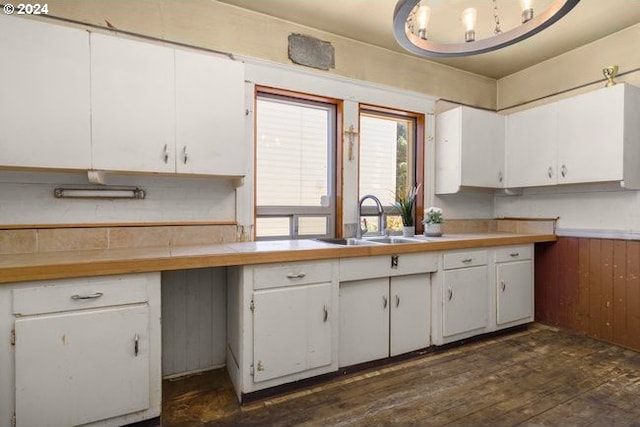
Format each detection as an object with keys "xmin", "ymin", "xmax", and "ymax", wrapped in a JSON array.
[{"xmin": 0, "ymin": 233, "xmax": 556, "ymax": 284}]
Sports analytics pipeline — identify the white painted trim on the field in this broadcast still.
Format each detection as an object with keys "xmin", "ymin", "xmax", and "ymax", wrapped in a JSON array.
[
  {"xmin": 239, "ymin": 55, "xmax": 436, "ymax": 114},
  {"xmin": 556, "ymin": 228, "xmax": 640, "ymax": 240}
]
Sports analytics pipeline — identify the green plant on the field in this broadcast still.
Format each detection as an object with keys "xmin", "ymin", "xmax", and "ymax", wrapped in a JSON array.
[
  {"xmin": 392, "ymin": 184, "xmax": 421, "ymax": 226},
  {"xmin": 423, "ymin": 207, "xmax": 443, "ymax": 224}
]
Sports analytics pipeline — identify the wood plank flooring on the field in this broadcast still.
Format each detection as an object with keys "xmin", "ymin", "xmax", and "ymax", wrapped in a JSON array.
[{"xmin": 162, "ymin": 324, "xmax": 640, "ymax": 426}]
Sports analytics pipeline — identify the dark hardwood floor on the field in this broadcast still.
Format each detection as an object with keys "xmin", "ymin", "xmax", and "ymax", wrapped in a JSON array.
[{"xmin": 162, "ymin": 324, "xmax": 640, "ymax": 426}]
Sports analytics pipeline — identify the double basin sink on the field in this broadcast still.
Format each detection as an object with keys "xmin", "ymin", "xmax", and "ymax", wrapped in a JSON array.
[{"xmin": 317, "ymin": 235, "xmax": 435, "ymax": 246}]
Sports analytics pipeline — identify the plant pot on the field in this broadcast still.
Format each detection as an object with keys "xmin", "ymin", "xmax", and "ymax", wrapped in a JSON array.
[
  {"xmin": 424, "ymin": 223, "xmax": 442, "ymax": 237},
  {"xmin": 402, "ymin": 226, "xmax": 415, "ymax": 237}
]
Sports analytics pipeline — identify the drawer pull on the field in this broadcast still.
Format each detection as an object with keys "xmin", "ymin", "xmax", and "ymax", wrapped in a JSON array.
[
  {"xmin": 286, "ymin": 272, "xmax": 306, "ymax": 279},
  {"xmin": 323, "ymin": 304, "xmax": 329, "ymax": 322},
  {"xmin": 70, "ymin": 292, "xmax": 103, "ymax": 300},
  {"xmin": 509, "ymin": 252, "xmax": 520, "ymax": 257},
  {"xmin": 163, "ymin": 144, "xmax": 169, "ymax": 164},
  {"xmin": 501, "ymin": 280, "xmax": 506, "ymax": 292},
  {"xmin": 461, "ymin": 258, "xmax": 473, "ymax": 263},
  {"xmin": 447, "ymin": 288, "xmax": 453, "ymax": 301},
  {"xmin": 391, "ymin": 255, "xmax": 399, "ymax": 269},
  {"xmin": 134, "ymin": 333, "xmax": 139, "ymax": 357}
]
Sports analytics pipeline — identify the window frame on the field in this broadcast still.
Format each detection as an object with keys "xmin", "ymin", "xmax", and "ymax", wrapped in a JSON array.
[
  {"xmin": 358, "ymin": 104, "xmax": 425, "ymax": 234},
  {"xmin": 254, "ymin": 86, "xmax": 343, "ymax": 240}
]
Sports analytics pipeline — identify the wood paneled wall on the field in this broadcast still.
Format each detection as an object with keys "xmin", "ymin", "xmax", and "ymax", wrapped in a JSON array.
[
  {"xmin": 161, "ymin": 268, "xmax": 227, "ymax": 377},
  {"xmin": 535, "ymin": 237, "xmax": 640, "ymax": 352}
]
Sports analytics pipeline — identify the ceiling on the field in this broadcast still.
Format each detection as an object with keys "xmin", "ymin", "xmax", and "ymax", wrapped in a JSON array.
[{"xmin": 215, "ymin": 0, "xmax": 640, "ymax": 79}]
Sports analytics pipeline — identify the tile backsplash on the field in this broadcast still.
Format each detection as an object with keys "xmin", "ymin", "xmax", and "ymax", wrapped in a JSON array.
[{"xmin": 0, "ymin": 224, "xmax": 238, "ymax": 255}]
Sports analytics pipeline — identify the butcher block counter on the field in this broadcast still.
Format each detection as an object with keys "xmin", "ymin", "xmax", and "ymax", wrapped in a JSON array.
[{"xmin": 0, "ymin": 232, "xmax": 556, "ymax": 284}]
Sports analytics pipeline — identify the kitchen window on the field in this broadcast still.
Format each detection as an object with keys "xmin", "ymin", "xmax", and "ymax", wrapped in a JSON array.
[
  {"xmin": 255, "ymin": 89, "xmax": 339, "ymax": 240},
  {"xmin": 359, "ymin": 106, "xmax": 424, "ymax": 234}
]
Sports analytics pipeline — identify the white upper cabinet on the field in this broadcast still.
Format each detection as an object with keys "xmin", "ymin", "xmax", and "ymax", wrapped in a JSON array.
[
  {"xmin": 436, "ymin": 106, "xmax": 505, "ymax": 194},
  {"xmin": 556, "ymin": 84, "xmax": 640, "ymax": 187},
  {"xmin": 505, "ymin": 102, "xmax": 558, "ymax": 188},
  {"xmin": 91, "ymin": 33, "xmax": 176, "ymax": 173},
  {"xmin": 0, "ymin": 15, "xmax": 91, "ymax": 170},
  {"xmin": 175, "ymin": 50, "xmax": 246, "ymax": 176},
  {"xmin": 506, "ymin": 84, "xmax": 640, "ymax": 189}
]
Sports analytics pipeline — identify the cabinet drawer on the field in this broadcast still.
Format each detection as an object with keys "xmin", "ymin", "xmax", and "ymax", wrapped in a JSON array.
[
  {"xmin": 340, "ymin": 253, "xmax": 438, "ymax": 282},
  {"xmin": 13, "ymin": 273, "xmax": 156, "ymax": 316},
  {"xmin": 495, "ymin": 245, "xmax": 532, "ymax": 263},
  {"xmin": 443, "ymin": 250, "xmax": 487, "ymax": 270},
  {"xmin": 253, "ymin": 261, "xmax": 333, "ymax": 290}
]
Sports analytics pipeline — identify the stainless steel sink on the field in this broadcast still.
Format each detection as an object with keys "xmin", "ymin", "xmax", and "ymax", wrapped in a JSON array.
[
  {"xmin": 315, "ymin": 237, "xmax": 381, "ymax": 246},
  {"xmin": 363, "ymin": 236, "xmax": 419, "ymax": 244},
  {"xmin": 316, "ymin": 236, "xmax": 420, "ymax": 246}
]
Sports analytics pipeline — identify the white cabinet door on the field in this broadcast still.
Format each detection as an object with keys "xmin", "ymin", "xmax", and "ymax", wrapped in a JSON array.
[
  {"xmin": 497, "ymin": 261, "xmax": 534, "ymax": 326},
  {"xmin": 557, "ymin": 85, "xmax": 625, "ymax": 184},
  {"xmin": 506, "ymin": 102, "xmax": 558, "ymax": 187},
  {"xmin": 390, "ymin": 274, "xmax": 430, "ymax": 356},
  {"xmin": 91, "ymin": 33, "xmax": 175, "ymax": 173},
  {"xmin": 442, "ymin": 266, "xmax": 488, "ymax": 337},
  {"xmin": 15, "ymin": 305, "xmax": 150, "ymax": 427},
  {"xmin": 460, "ymin": 107, "xmax": 505, "ymax": 189},
  {"xmin": 339, "ymin": 278, "xmax": 389, "ymax": 367},
  {"xmin": 175, "ymin": 50, "xmax": 246, "ymax": 175},
  {"xmin": 436, "ymin": 107, "xmax": 505, "ymax": 194},
  {"xmin": 0, "ymin": 15, "xmax": 91, "ymax": 170},
  {"xmin": 253, "ymin": 282, "xmax": 332, "ymax": 382}
]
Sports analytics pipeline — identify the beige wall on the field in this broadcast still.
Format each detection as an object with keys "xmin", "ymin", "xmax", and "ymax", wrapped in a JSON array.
[
  {"xmin": 42, "ymin": 0, "xmax": 496, "ymax": 109},
  {"xmin": 498, "ymin": 23, "xmax": 640, "ymax": 112}
]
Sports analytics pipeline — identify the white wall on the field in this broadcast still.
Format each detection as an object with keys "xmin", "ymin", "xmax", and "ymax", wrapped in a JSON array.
[{"xmin": 0, "ymin": 171, "xmax": 235, "ymax": 225}]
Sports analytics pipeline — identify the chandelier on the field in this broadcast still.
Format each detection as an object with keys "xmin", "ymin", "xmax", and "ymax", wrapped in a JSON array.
[{"xmin": 393, "ymin": 0, "xmax": 580, "ymax": 57}]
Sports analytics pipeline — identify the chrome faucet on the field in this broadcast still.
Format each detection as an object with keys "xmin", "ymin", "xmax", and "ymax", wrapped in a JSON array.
[{"xmin": 356, "ymin": 194, "xmax": 385, "ymax": 239}]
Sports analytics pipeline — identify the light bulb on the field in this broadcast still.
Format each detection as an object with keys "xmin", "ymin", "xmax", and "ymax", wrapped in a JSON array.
[
  {"xmin": 521, "ymin": 0, "xmax": 534, "ymax": 23},
  {"xmin": 416, "ymin": 5, "xmax": 431, "ymax": 39},
  {"xmin": 461, "ymin": 7, "xmax": 477, "ymax": 32},
  {"xmin": 461, "ymin": 7, "xmax": 476, "ymax": 42}
]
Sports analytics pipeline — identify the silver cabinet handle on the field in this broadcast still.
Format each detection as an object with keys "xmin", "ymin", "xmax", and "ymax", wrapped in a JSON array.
[
  {"xmin": 498, "ymin": 171, "xmax": 503, "ymax": 183},
  {"xmin": 71, "ymin": 292, "xmax": 103, "ymax": 300},
  {"xmin": 382, "ymin": 295, "xmax": 388, "ymax": 309},
  {"xmin": 183, "ymin": 146, "xmax": 188, "ymax": 164},
  {"xmin": 163, "ymin": 144, "xmax": 169, "ymax": 164},
  {"xmin": 509, "ymin": 252, "xmax": 520, "ymax": 257},
  {"xmin": 547, "ymin": 166, "xmax": 553, "ymax": 178},
  {"xmin": 447, "ymin": 288, "xmax": 453, "ymax": 301},
  {"xmin": 461, "ymin": 258, "xmax": 473, "ymax": 263},
  {"xmin": 134, "ymin": 333, "xmax": 139, "ymax": 357},
  {"xmin": 286, "ymin": 272, "xmax": 306, "ymax": 279},
  {"xmin": 561, "ymin": 164, "xmax": 567, "ymax": 177},
  {"xmin": 323, "ymin": 304, "xmax": 329, "ymax": 322},
  {"xmin": 501, "ymin": 280, "xmax": 506, "ymax": 292},
  {"xmin": 395, "ymin": 295, "xmax": 400, "ymax": 308}
]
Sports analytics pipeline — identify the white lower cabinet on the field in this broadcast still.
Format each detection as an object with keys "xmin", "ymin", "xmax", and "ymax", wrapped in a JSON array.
[
  {"xmin": 433, "ymin": 250, "xmax": 489, "ymax": 345},
  {"xmin": 0, "ymin": 273, "xmax": 161, "ymax": 427},
  {"xmin": 226, "ymin": 260, "xmax": 339, "ymax": 400},
  {"xmin": 441, "ymin": 266, "xmax": 488, "ymax": 338},
  {"xmin": 338, "ymin": 253, "xmax": 437, "ymax": 367},
  {"xmin": 495, "ymin": 245, "xmax": 534, "ymax": 328},
  {"xmin": 338, "ymin": 278, "xmax": 390, "ymax": 367},
  {"xmin": 339, "ymin": 274, "xmax": 431, "ymax": 367}
]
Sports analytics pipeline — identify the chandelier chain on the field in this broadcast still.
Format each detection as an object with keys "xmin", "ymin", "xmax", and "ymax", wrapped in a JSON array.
[{"xmin": 493, "ymin": 0, "xmax": 502, "ymax": 34}]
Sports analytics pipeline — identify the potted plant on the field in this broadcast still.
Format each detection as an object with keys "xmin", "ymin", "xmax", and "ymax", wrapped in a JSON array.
[
  {"xmin": 393, "ymin": 184, "xmax": 421, "ymax": 237},
  {"xmin": 423, "ymin": 206, "xmax": 443, "ymax": 237}
]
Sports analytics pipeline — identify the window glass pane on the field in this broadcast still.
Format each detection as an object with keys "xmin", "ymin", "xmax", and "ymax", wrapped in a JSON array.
[
  {"xmin": 257, "ymin": 98, "xmax": 330, "ymax": 207},
  {"xmin": 359, "ymin": 113, "xmax": 414, "ymax": 205},
  {"xmin": 298, "ymin": 216, "xmax": 328, "ymax": 236},
  {"xmin": 386, "ymin": 215, "xmax": 403, "ymax": 232},
  {"xmin": 256, "ymin": 217, "xmax": 290, "ymax": 238}
]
